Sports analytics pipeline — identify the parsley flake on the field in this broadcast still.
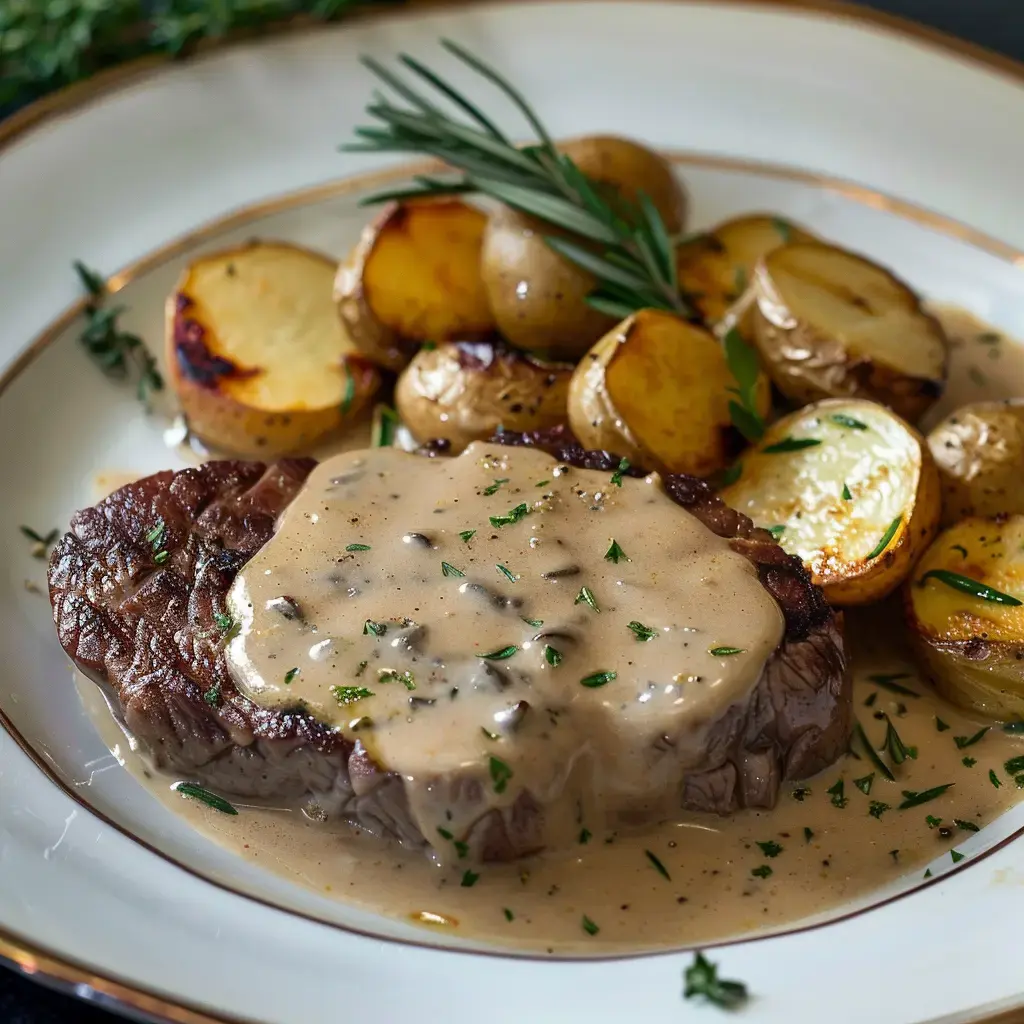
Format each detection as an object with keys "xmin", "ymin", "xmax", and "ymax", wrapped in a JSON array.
[
  {"xmin": 604, "ymin": 539, "xmax": 629, "ymax": 563},
  {"xmin": 627, "ymin": 620, "xmax": 657, "ymax": 642},
  {"xmin": 574, "ymin": 586, "xmax": 599, "ymax": 612}
]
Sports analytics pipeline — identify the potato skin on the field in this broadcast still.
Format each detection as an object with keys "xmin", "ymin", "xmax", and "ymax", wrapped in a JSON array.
[
  {"xmin": 927, "ymin": 400, "xmax": 1024, "ymax": 526},
  {"xmin": 481, "ymin": 135, "xmax": 688, "ymax": 360},
  {"xmin": 395, "ymin": 341, "xmax": 572, "ymax": 452},
  {"xmin": 750, "ymin": 243, "xmax": 948, "ymax": 423}
]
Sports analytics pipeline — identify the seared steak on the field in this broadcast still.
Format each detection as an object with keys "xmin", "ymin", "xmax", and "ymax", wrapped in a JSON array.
[{"xmin": 48, "ymin": 433, "xmax": 849, "ymax": 859}]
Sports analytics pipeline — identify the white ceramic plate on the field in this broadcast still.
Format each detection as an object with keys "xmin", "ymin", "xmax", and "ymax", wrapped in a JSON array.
[{"xmin": 5, "ymin": 3, "xmax": 1024, "ymax": 1021}]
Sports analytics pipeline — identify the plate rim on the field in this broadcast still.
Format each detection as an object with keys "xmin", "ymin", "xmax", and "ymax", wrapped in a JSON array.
[{"xmin": 5, "ymin": 3, "xmax": 1024, "ymax": 1022}]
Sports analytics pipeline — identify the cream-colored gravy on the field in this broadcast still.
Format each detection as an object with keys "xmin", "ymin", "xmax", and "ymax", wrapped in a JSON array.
[{"xmin": 225, "ymin": 444, "xmax": 783, "ymax": 855}]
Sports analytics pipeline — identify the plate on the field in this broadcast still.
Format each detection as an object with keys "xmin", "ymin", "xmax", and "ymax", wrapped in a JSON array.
[{"xmin": 4, "ymin": 3, "xmax": 1024, "ymax": 1022}]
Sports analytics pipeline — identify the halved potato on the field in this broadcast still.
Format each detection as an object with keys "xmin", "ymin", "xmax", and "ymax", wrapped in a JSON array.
[
  {"xmin": 334, "ymin": 199, "xmax": 494, "ymax": 371},
  {"xmin": 750, "ymin": 242, "xmax": 948, "ymax": 423},
  {"xmin": 720, "ymin": 397, "xmax": 940, "ymax": 605},
  {"xmin": 905, "ymin": 516, "xmax": 1024, "ymax": 719},
  {"xmin": 395, "ymin": 341, "xmax": 573, "ymax": 452},
  {"xmin": 927, "ymin": 399, "xmax": 1024, "ymax": 526},
  {"xmin": 567, "ymin": 309, "xmax": 772, "ymax": 478},
  {"xmin": 167, "ymin": 241, "xmax": 380, "ymax": 457},
  {"xmin": 676, "ymin": 213, "xmax": 815, "ymax": 326}
]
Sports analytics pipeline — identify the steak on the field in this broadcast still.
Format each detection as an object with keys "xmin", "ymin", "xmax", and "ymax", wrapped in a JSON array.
[{"xmin": 48, "ymin": 432, "xmax": 850, "ymax": 860}]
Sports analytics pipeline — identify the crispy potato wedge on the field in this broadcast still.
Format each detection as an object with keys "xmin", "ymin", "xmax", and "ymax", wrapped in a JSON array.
[
  {"xmin": 335, "ymin": 199, "xmax": 494, "ymax": 371},
  {"xmin": 676, "ymin": 213, "xmax": 815, "ymax": 326},
  {"xmin": 927, "ymin": 399, "xmax": 1024, "ymax": 526},
  {"xmin": 750, "ymin": 242, "xmax": 948, "ymax": 423},
  {"xmin": 567, "ymin": 309, "xmax": 771, "ymax": 477},
  {"xmin": 167, "ymin": 241, "xmax": 380, "ymax": 457},
  {"xmin": 905, "ymin": 516, "xmax": 1024, "ymax": 719},
  {"xmin": 721, "ymin": 398, "xmax": 940, "ymax": 605},
  {"xmin": 395, "ymin": 341, "xmax": 573, "ymax": 452}
]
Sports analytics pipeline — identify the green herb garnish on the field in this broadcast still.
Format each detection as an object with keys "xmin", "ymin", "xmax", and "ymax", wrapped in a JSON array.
[
  {"xmin": 867, "ymin": 673, "xmax": 919, "ymax": 697},
  {"xmin": 363, "ymin": 619, "xmax": 387, "ymax": 636},
  {"xmin": 378, "ymin": 669, "xmax": 416, "ymax": 690},
  {"xmin": 762, "ymin": 436, "xmax": 820, "ymax": 454},
  {"xmin": 477, "ymin": 645, "xmax": 518, "ymax": 661},
  {"xmin": 1002, "ymin": 721, "xmax": 1024, "ymax": 734},
  {"xmin": 723, "ymin": 328, "xmax": 765, "ymax": 442},
  {"xmin": 709, "ymin": 646, "xmax": 744, "ymax": 656},
  {"xmin": 766, "ymin": 525, "xmax": 786, "ymax": 540},
  {"xmin": 627, "ymin": 620, "xmax": 658, "ymax": 642},
  {"xmin": 20, "ymin": 525, "xmax": 60, "ymax": 559},
  {"xmin": 284, "ymin": 667, "xmax": 299, "ymax": 685},
  {"xmin": 721, "ymin": 463, "xmax": 743, "ymax": 487},
  {"xmin": 898, "ymin": 784, "xmax": 953, "ymax": 809},
  {"xmin": 751, "ymin": 864, "xmax": 772, "ymax": 879},
  {"xmin": 581, "ymin": 915, "xmax": 600, "ymax": 936},
  {"xmin": 683, "ymin": 952, "xmax": 749, "ymax": 1010},
  {"xmin": 853, "ymin": 774, "xmax": 874, "ymax": 795},
  {"xmin": 936, "ymin": 717, "xmax": 950, "ymax": 732},
  {"xmin": 441, "ymin": 561, "xmax": 465, "ymax": 578},
  {"xmin": 883, "ymin": 715, "xmax": 915, "ymax": 766},
  {"xmin": 460, "ymin": 870, "xmax": 479, "ymax": 888},
  {"xmin": 580, "ymin": 670, "xmax": 616, "ymax": 688},
  {"xmin": 955, "ymin": 728, "xmax": 989, "ymax": 749},
  {"xmin": 827, "ymin": 779, "xmax": 848, "ymax": 808},
  {"xmin": 604, "ymin": 539, "xmax": 629, "ymax": 563},
  {"xmin": 483, "ymin": 478, "xmax": 509, "ymax": 496},
  {"xmin": 830, "ymin": 413, "xmax": 868, "ymax": 430},
  {"xmin": 610, "ymin": 458, "xmax": 630, "ymax": 487},
  {"xmin": 202, "ymin": 686, "xmax": 219, "ymax": 707},
  {"xmin": 869, "ymin": 801, "xmax": 890, "ymax": 818},
  {"xmin": 951, "ymin": 544, "xmax": 969, "ymax": 558},
  {"xmin": 962, "ymin": 757, "xmax": 977, "ymax": 767},
  {"xmin": 544, "ymin": 645, "xmax": 563, "ymax": 667},
  {"xmin": 459, "ymin": 529, "xmax": 476, "ymax": 543},
  {"xmin": 522, "ymin": 617, "xmax": 544, "ymax": 628},
  {"xmin": 867, "ymin": 516, "xmax": 903, "ymax": 560},
  {"xmin": 955, "ymin": 819, "xmax": 980, "ymax": 833},
  {"xmin": 339, "ymin": 370, "xmax": 356, "ymax": 416},
  {"xmin": 213, "ymin": 612, "xmax": 233, "ymax": 632},
  {"xmin": 174, "ymin": 782, "xmax": 237, "ymax": 815},
  {"xmin": 370, "ymin": 403, "xmax": 400, "ymax": 447},
  {"xmin": 331, "ymin": 685, "xmax": 374, "ymax": 706},
  {"xmin": 645, "ymin": 850, "xmax": 671, "ymax": 880},
  {"xmin": 841, "ymin": 482, "xmax": 852, "ymax": 501},
  {"xmin": 153, "ymin": 550, "xmax": 169, "ymax": 565},
  {"xmin": 854, "ymin": 721, "xmax": 896, "ymax": 782},
  {"xmin": 489, "ymin": 502, "xmax": 531, "ymax": 528},
  {"xmin": 991, "ymin": 769, "xmax": 1002, "ymax": 788},
  {"xmin": 926, "ymin": 815, "xmax": 942, "ymax": 828},
  {"xmin": 951, "ymin": 850, "xmax": 965, "ymax": 864},
  {"xmin": 503, "ymin": 908, "xmax": 514, "ymax": 921},
  {"xmin": 481, "ymin": 727, "xmax": 500, "ymax": 741},
  {"xmin": 496, "ymin": 564, "xmax": 518, "ymax": 583},
  {"xmin": 756, "ymin": 840, "xmax": 782, "ymax": 858},
  {"xmin": 919, "ymin": 569, "xmax": 1021, "ymax": 606},
  {"xmin": 574, "ymin": 586, "xmax": 599, "ymax": 612},
  {"xmin": 579, "ymin": 827, "xmax": 592, "ymax": 844},
  {"xmin": 489, "ymin": 756, "xmax": 513, "ymax": 794},
  {"xmin": 803, "ymin": 827, "xmax": 814, "ymax": 842},
  {"xmin": 1005, "ymin": 755, "xmax": 1024, "ymax": 774},
  {"xmin": 346, "ymin": 543, "xmax": 371, "ymax": 552}
]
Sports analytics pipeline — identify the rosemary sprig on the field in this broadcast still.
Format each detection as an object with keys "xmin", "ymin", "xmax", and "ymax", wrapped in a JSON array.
[
  {"xmin": 346, "ymin": 41, "xmax": 764, "ymax": 439},
  {"xmin": 73, "ymin": 261, "xmax": 163, "ymax": 408}
]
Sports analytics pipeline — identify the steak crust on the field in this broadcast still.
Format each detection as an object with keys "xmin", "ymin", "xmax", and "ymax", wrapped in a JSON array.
[{"xmin": 48, "ymin": 436, "xmax": 850, "ymax": 859}]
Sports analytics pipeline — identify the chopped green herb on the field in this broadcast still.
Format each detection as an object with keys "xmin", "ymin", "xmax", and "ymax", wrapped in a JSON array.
[
  {"xmin": 990, "ymin": 769, "xmax": 1002, "ymax": 788},
  {"xmin": 331, "ymin": 685, "xmax": 374, "ymax": 706},
  {"xmin": 371, "ymin": 404, "xmax": 400, "ymax": 447},
  {"xmin": 363, "ymin": 619, "xmax": 387, "ymax": 636},
  {"xmin": 622, "ymin": 621, "xmax": 659, "ymax": 645},
  {"xmin": 574, "ymin": 586, "xmax": 599, "ymax": 612},
  {"xmin": 919, "ymin": 569, "xmax": 1021, "ymax": 606},
  {"xmin": 867, "ymin": 516, "xmax": 903, "ymax": 560},
  {"xmin": 339, "ymin": 370, "xmax": 356, "ymax": 416},
  {"xmin": 489, "ymin": 502, "xmax": 531, "ymax": 528},
  {"xmin": 709, "ymin": 646, "xmax": 744, "ymax": 656},
  {"xmin": 174, "ymin": 782, "xmax": 237, "ymax": 815},
  {"xmin": 683, "ymin": 952, "xmax": 749, "ymax": 1010},
  {"xmin": 936, "ymin": 717, "xmax": 950, "ymax": 732},
  {"xmin": 1002, "ymin": 721, "xmax": 1024, "ymax": 734},
  {"xmin": 841, "ymin": 482, "xmax": 852, "ymax": 501},
  {"xmin": 803, "ymin": 827, "xmax": 814, "ymax": 843},
  {"xmin": 604, "ymin": 539, "xmax": 629, "ymax": 563},
  {"xmin": 1005, "ymin": 755, "xmax": 1024, "ymax": 774},
  {"xmin": 213, "ymin": 612, "xmax": 234, "ymax": 632},
  {"xmin": 762, "ymin": 436, "xmax": 821, "ymax": 454},
  {"xmin": 756, "ymin": 840, "xmax": 783, "ymax": 858},
  {"xmin": 535, "ymin": 480, "xmax": 549, "ymax": 488},
  {"xmin": 962, "ymin": 757, "xmax": 977, "ymax": 767},
  {"xmin": 720, "ymin": 462, "xmax": 743, "ymax": 486},
  {"xmin": 480, "ymin": 727, "xmax": 500, "ymax": 741},
  {"xmin": 868, "ymin": 673, "xmax": 919, "ymax": 697},
  {"xmin": 955, "ymin": 819, "xmax": 980, "ymax": 833},
  {"xmin": 864, "ymin": 692, "xmax": 878, "ymax": 707},
  {"xmin": 827, "ymin": 779, "xmax": 848, "ymax": 808},
  {"xmin": 723, "ymin": 328, "xmax": 765, "ymax": 442},
  {"xmin": 580, "ymin": 670, "xmax": 617, "ymax": 688},
  {"xmin": 792, "ymin": 787, "xmax": 811, "ymax": 802},
  {"xmin": 889, "ymin": 850, "xmax": 900, "ymax": 863},
  {"xmin": 482, "ymin": 478, "xmax": 509, "ymax": 496},
  {"xmin": 898, "ymin": 784, "xmax": 953, "ymax": 809},
  {"xmin": 766, "ymin": 524, "xmax": 786, "ymax": 540},
  {"xmin": 477, "ymin": 645, "xmax": 518, "ymax": 661},
  {"xmin": 454, "ymin": 840, "xmax": 469, "ymax": 858},
  {"xmin": 853, "ymin": 774, "xmax": 874, "ymax": 795},
  {"xmin": 284, "ymin": 667, "xmax": 299, "ymax": 685},
  {"xmin": 951, "ymin": 544, "xmax": 969, "ymax": 558},
  {"xmin": 153, "ymin": 550, "xmax": 169, "ymax": 564},
  {"xmin": 926, "ymin": 815, "xmax": 943, "ymax": 829},
  {"xmin": 581, "ymin": 915, "xmax": 600, "ymax": 936},
  {"xmin": 144, "ymin": 522, "xmax": 165, "ymax": 546},
  {"xmin": 437, "ymin": 827, "xmax": 453, "ymax": 841},
  {"xmin": 346, "ymin": 543, "xmax": 371, "ymax": 552},
  {"xmin": 503, "ymin": 908, "xmax": 514, "ymax": 922},
  {"xmin": 924, "ymin": 868, "xmax": 933, "ymax": 879},
  {"xmin": 522, "ymin": 617, "xmax": 544, "ymax": 628},
  {"xmin": 645, "ymin": 849, "xmax": 671, "ymax": 880},
  {"xmin": 378, "ymin": 669, "xmax": 416, "ymax": 691},
  {"xmin": 459, "ymin": 529, "xmax": 477, "ymax": 543},
  {"xmin": 441, "ymin": 561, "xmax": 465, "ymax": 578},
  {"xmin": 610, "ymin": 458, "xmax": 630, "ymax": 487},
  {"xmin": 460, "ymin": 870, "xmax": 479, "ymax": 888},
  {"xmin": 544, "ymin": 645, "xmax": 563, "ymax": 667},
  {"xmin": 869, "ymin": 801, "xmax": 890, "ymax": 818},
  {"xmin": 496, "ymin": 563, "xmax": 518, "ymax": 583},
  {"xmin": 883, "ymin": 715, "xmax": 915, "ymax": 765},
  {"xmin": 955, "ymin": 727, "xmax": 989, "ymax": 749},
  {"xmin": 579, "ymin": 827, "xmax": 592, "ymax": 845},
  {"xmin": 489, "ymin": 756, "xmax": 513, "ymax": 794},
  {"xmin": 951, "ymin": 850, "xmax": 965, "ymax": 864},
  {"xmin": 202, "ymin": 686, "xmax": 219, "ymax": 707},
  {"xmin": 830, "ymin": 413, "xmax": 868, "ymax": 430},
  {"xmin": 751, "ymin": 864, "xmax": 772, "ymax": 879}
]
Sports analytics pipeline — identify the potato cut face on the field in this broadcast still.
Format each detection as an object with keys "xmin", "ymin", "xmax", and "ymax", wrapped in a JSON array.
[
  {"xmin": 603, "ymin": 311, "xmax": 765, "ymax": 475},
  {"xmin": 722, "ymin": 399, "xmax": 921, "ymax": 583},
  {"xmin": 909, "ymin": 516, "xmax": 1024, "ymax": 644},
  {"xmin": 179, "ymin": 243, "xmax": 360, "ymax": 412},
  {"xmin": 677, "ymin": 214, "xmax": 813, "ymax": 324},
  {"xmin": 761, "ymin": 243, "xmax": 946, "ymax": 381},
  {"xmin": 362, "ymin": 200, "xmax": 493, "ymax": 341}
]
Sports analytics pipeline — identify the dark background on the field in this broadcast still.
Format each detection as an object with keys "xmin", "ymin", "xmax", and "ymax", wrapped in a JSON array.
[{"xmin": 1, "ymin": 0, "xmax": 1021, "ymax": 1020}]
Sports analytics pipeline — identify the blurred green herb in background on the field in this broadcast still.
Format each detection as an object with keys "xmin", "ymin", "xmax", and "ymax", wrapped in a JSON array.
[{"xmin": 0, "ymin": 0, "xmax": 370, "ymax": 107}]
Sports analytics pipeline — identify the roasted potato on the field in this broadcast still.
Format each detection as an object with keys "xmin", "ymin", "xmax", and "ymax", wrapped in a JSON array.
[
  {"xmin": 720, "ymin": 397, "xmax": 940, "ymax": 605},
  {"xmin": 334, "ymin": 199, "xmax": 494, "ymax": 371},
  {"xmin": 567, "ymin": 309, "xmax": 771, "ymax": 477},
  {"xmin": 167, "ymin": 241, "xmax": 380, "ymax": 457},
  {"xmin": 676, "ymin": 213, "xmax": 815, "ymax": 326},
  {"xmin": 750, "ymin": 242, "xmax": 948, "ymax": 423},
  {"xmin": 927, "ymin": 400, "xmax": 1024, "ymax": 526},
  {"xmin": 905, "ymin": 516, "xmax": 1024, "ymax": 719},
  {"xmin": 395, "ymin": 340, "xmax": 573, "ymax": 452},
  {"xmin": 480, "ymin": 135, "xmax": 688, "ymax": 360}
]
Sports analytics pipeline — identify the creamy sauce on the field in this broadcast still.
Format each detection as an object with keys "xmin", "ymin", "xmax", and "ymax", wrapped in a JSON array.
[{"xmin": 226, "ymin": 443, "xmax": 783, "ymax": 854}]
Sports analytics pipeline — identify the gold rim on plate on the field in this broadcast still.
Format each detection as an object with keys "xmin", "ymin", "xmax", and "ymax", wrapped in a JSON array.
[{"xmin": 3, "ymin": 4, "xmax": 1024, "ymax": 1023}]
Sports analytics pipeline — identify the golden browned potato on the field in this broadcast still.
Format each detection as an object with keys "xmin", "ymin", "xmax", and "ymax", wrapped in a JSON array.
[
  {"xmin": 167, "ymin": 241, "xmax": 381, "ymax": 457},
  {"xmin": 750, "ymin": 242, "xmax": 948, "ymax": 423},
  {"xmin": 905, "ymin": 516, "xmax": 1024, "ymax": 719},
  {"xmin": 567, "ymin": 309, "xmax": 771, "ymax": 477},
  {"xmin": 334, "ymin": 199, "xmax": 495, "ymax": 372},
  {"xmin": 481, "ymin": 135, "xmax": 688, "ymax": 360},
  {"xmin": 394, "ymin": 341, "xmax": 573, "ymax": 452},
  {"xmin": 927, "ymin": 399, "xmax": 1024, "ymax": 526},
  {"xmin": 677, "ymin": 213, "xmax": 815, "ymax": 326},
  {"xmin": 721, "ymin": 397, "xmax": 940, "ymax": 605}
]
